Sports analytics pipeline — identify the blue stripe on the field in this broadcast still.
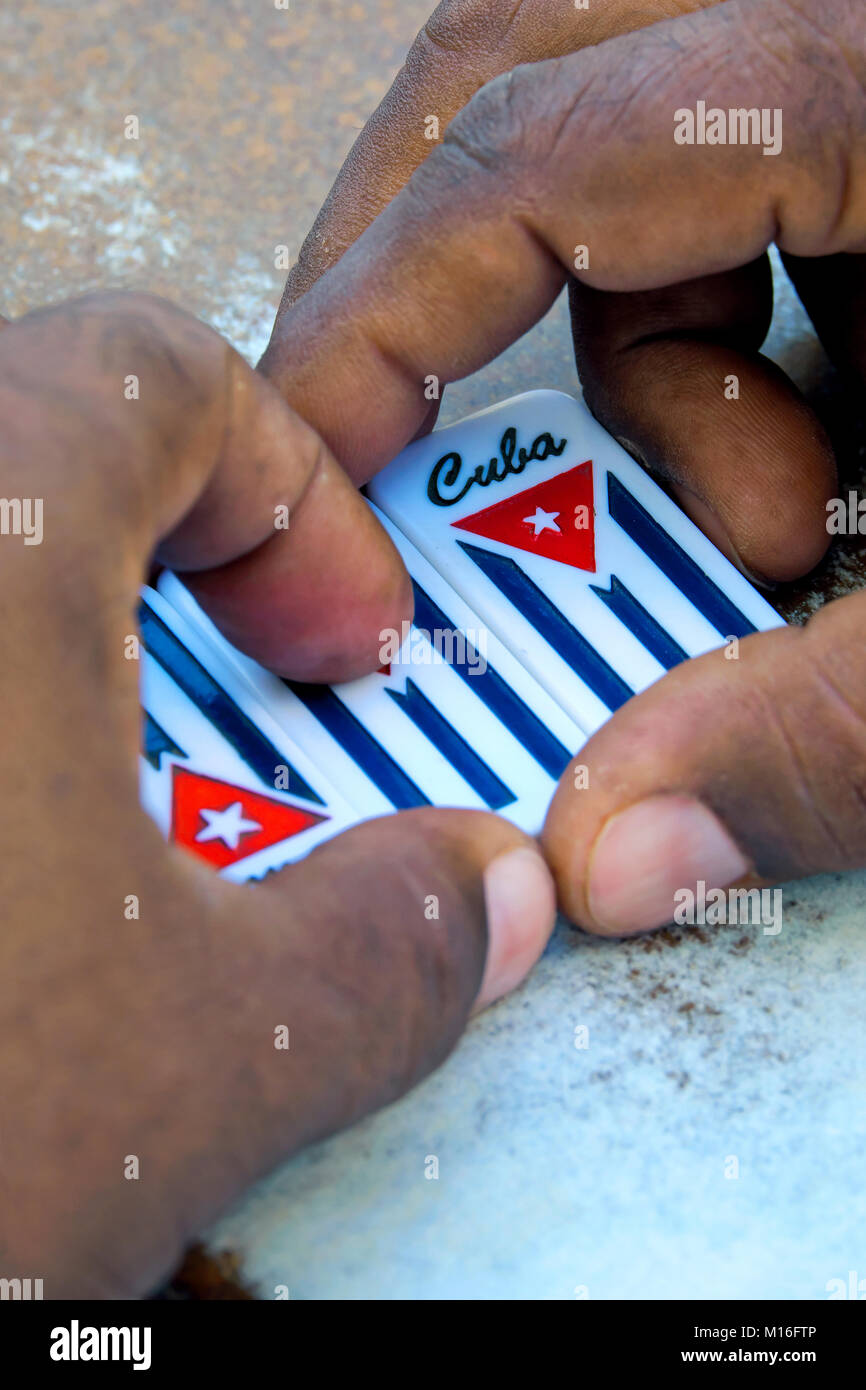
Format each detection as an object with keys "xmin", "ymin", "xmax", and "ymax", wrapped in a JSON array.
[
  {"xmin": 411, "ymin": 581, "xmax": 573, "ymax": 779},
  {"xmin": 287, "ymin": 681, "xmax": 430, "ymax": 811},
  {"xmin": 386, "ymin": 678, "xmax": 515, "ymax": 810},
  {"xmin": 138, "ymin": 599, "xmax": 322, "ymax": 805},
  {"xmin": 142, "ymin": 711, "xmax": 186, "ymax": 769},
  {"xmin": 589, "ymin": 575, "xmax": 688, "ymax": 670},
  {"xmin": 607, "ymin": 473, "xmax": 756, "ymax": 639},
  {"xmin": 457, "ymin": 542, "xmax": 633, "ymax": 713}
]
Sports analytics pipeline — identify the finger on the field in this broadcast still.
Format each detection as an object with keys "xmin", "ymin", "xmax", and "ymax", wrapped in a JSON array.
[
  {"xmin": 0, "ymin": 291, "xmax": 409, "ymax": 681},
  {"xmin": 0, "ymin": 294, "xmax": 557, "ymax": 1295},
  {"xmin": 542, "ymin": 588, "xmax": 866, "ymax": 935},
  {"xmin": 568, "ymin": 260, "xmax": 837, "ymax": 583},
  {"xmin": 220, "ymin": 810, "xmax": 555, "ymax": 1169},
  {"xmin": 4, "ymin": 801, "xmax": 555, "ymax": 1296},
  {"xmin": 275, "ymin": 0, "xmax": 722, "ymax": 312},
  {"xmin": 261, "ymin": 0, "xmax": 866, "ymax": 485}
]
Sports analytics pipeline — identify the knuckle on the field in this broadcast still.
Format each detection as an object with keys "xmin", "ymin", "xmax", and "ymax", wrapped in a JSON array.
[
  {"xmin": 62, "ymin": 288, "xmax": 186, "ymax": 347},
  {"xmin": 81, "ymin": 289, "xmax": 215, "ymax": 370},
  {"xmin": 438, "ymin": 62, "xmax": 543, "ymax": 182},
  {"xmin": 422, "ymin": 0, "xmax": 535, "ymax": 57},
  {"xmin": 68, "ymin": 286, "xmax": 171, "ymax": 320},
  {"xmin": 17, "ymin": 289, "xmax": 215, "ymax": 386},
  {"xmin": 437, "ymin": 45, "xmax": 625, "ymax": 202}
]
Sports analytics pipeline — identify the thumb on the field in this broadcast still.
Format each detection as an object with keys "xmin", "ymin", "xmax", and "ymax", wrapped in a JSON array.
[
  {"xmin": 542, "ymin": 590, "xmax": 866, "ymax": 935},
  {"xmin": 10, "ymin": 808, "xmax": 554, "ymax": 1298},
  {"xmin": 220, "ymin": 809, "xmax": 556, "ymax": 1164}
]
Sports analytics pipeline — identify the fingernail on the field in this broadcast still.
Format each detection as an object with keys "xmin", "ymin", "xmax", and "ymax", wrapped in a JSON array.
[
  {"xmin": 587, "ymin": 795, "xmax": 750, "ymax": 935},
  {"xmin": 476, "ymin": 846, "xmax": 557, "ymax": 1011}
]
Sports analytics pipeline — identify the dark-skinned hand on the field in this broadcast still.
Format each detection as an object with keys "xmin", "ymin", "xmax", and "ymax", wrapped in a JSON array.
[
  {"xmin": 0, "ymin": 295, "xmax": 555, "ymax": 1296},
  {"xmin": 260, "ymin": 0, "xmax": 866, "ymax": 935}
]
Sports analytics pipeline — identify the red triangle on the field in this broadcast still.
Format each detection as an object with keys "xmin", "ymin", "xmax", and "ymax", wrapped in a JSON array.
[
  {"xmin": 377, "ymin": 663, "xmax": 391, "ymax": 676},
  {"xmin": 171, "ymin": 767, "xmax": 327, "ymax": 870},
  {"xmin": 451, "ymin": 460, "xmax": 596, "ymax": 572}
]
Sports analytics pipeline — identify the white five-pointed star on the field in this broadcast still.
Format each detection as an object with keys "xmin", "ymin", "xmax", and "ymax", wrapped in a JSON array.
[
  {"xmin": 196, "ymin": 801, "xmax": 262, "ymax": 849},
  {"xmin": 524, "ymin": 505, "xmax": 561, "ymax": 537}
]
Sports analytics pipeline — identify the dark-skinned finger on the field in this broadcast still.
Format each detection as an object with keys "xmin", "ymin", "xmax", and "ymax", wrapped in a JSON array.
[
  {"xmin": 0, "ymin": 293, "xmax": 557, "ymax": 1296},
  {"xmin": 0, "ymin": 291, "xmax": 410, "ymax": 680},
  {"xmin": 261, "ymin": 0, "xmax": 866, "ymax": 487},
  {"xmin": 273, "ymin": 0, "xmax": 723, "ymax": 315},
  {"xmin": 541, "ymin": 588, "xmax": 866, "ymax": 934},
  {"xmin": 568, "ymin": 260, "xmax": 837, "ymax": 583},
  {"xmin": 2, "ymin": 807, "xmax": 554, "ymax": 1297}
]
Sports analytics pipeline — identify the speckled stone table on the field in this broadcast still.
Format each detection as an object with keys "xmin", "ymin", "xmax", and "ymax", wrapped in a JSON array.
[{"xmin": 4, "ymin": 0, "xmax": 865, "ymax": 1300}]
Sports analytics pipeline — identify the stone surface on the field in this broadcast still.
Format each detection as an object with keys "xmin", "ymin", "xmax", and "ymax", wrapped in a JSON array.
[
  {"xmin": 4, "ymin": 0, "xmax": 865, "ymax": 1301},
  {"xmin": 210, "ymin": 870, "xmax": 866, "ymax": 1300}
]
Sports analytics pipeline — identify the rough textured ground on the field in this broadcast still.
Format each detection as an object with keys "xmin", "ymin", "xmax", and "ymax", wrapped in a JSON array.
[{"xmin": 4, "ymin": 0, "xmax": 865, "ymax": 1300}]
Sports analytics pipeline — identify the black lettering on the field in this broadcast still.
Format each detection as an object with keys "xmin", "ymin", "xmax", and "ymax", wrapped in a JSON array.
[
  {"xmin": 427, "ymin": 450, "xmax": 473, "ymax": 506},
  {"xmin": 529, "ymin": 432, "xmax": 566, "ymax": 463},
  {"xmin": 426, "ymin": 427, "xmax": 568, "ymax": 506},
  {"xmin": 499, "ymin": 427, "xmax": 518, "ymax": 478}
]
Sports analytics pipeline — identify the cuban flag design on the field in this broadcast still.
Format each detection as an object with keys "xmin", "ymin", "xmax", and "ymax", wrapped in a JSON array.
[
  {"xmin": 138, "ymin": 390, "xmax": 784, "ymax": 871},
  {"xmin": 367, "ymin": 390, "xmax": 784, "ymax": 733},
  {"xmin": 138, "ymin": 588, "xmax": 357, "ymax": 880},
  {"xmin": 156, "ymin": 509, "xmax": 586, "ymax": 839}
]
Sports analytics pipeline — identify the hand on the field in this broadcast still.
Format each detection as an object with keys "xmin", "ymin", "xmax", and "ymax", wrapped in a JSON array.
[
  {"xmin": 269, "ymin": 0, "xmax": 725, "ymax": 447},
  {"xmin": 0, "ymin": 293, "xmax": 555, "ymax": 1296},
  {"xmin": 260, "ymin": 0, "xmax": 866, "ymax": 930}
]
